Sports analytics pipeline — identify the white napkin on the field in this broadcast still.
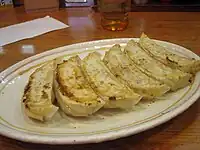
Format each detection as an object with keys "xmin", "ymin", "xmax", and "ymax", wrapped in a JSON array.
[{"xmin": 0, "ymin": 16, "xmax": 69, "ymax": 46}]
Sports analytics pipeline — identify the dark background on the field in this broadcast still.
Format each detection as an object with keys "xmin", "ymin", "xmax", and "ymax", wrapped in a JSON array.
[{"xmin": 12, "ymin": 0, "xmax": 200, "ymax": 11}]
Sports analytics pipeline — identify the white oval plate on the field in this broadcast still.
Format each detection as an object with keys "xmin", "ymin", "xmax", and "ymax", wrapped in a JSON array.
[{"xmin": 0, "ymin": 38, "xmax": 200, "ymax": 145}]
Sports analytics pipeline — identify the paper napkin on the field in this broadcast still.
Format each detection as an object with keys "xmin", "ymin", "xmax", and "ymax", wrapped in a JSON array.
[{"xmin": 0, "ymin": 16, "xmax": 69, "ymax": 46}]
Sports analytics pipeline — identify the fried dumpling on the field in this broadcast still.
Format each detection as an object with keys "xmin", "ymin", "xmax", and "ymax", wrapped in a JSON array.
[
  {"xmin": 22, "ymin": 61, "xmax": 58, "ymax": 121},
  {"xmin": 125, "ymin": 40, "xmax": 192, "ymax": 91},
  {"xmin": 82, "ymin": 52, "xmax": 142, "ymax": 109},
  {"xmin": 139, "ymin": 33, "xmax": 200, "ymax": 74},
  {"xmin": 103, "ymin": 44, "xmax": 170, "ymax": 99},
  {"xmin": 54, "ymin": 56, "xmax": 105, "ymax": 117}
]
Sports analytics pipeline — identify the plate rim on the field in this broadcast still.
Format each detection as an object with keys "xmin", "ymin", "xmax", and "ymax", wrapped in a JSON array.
[{"xmin": 0, "ymin": 38, "xmax": 200, "ymax": 144}]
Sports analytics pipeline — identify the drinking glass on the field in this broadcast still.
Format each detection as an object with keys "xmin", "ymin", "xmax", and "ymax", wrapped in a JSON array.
[{"xmin": 98, "ymin": 0, "xmax": 131, "ymax": 31}]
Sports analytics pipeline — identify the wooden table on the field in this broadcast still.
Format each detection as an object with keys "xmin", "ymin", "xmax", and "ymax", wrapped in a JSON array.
[{"xmin": 0, "ymin": 6, "xmax": 200, "ymax": 150}]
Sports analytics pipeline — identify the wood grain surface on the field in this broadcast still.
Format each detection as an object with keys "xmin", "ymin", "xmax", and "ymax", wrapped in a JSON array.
[{"xmin": 0, "ymin": 6, "xmax": 200, "ymax": 150}]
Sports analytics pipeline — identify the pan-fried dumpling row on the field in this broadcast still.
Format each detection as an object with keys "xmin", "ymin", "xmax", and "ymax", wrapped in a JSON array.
[{"xmin": 23, "ymin": 33, "xmax": 197, "ymax": 121}]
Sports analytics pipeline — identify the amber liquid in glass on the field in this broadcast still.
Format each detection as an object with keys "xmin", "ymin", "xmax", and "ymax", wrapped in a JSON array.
[{"xmin": 101, "ymin": 11, "xmax": 128, "ymax": 31}]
